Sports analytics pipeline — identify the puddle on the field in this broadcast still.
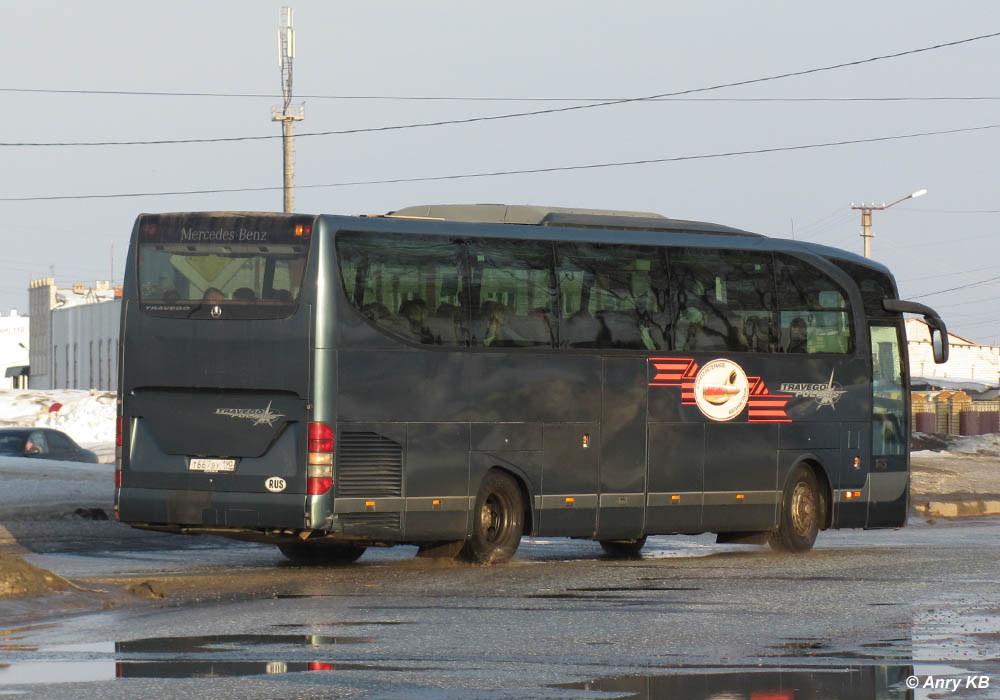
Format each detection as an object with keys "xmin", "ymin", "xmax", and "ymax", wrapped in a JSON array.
[
  {"xmin": 116, "ymin": 633, "xmax": 371, "ymax": 653},
  {"xmin": 0, "ymin": 633, "xmax": 379, "ymax": 685},
  {"xmin": 271, "ymin": 621, "xmax": 415, "ymax": 628},
  {"xmin": 554, "ymin": 665, "xmax": 916, "ymax": 699}
]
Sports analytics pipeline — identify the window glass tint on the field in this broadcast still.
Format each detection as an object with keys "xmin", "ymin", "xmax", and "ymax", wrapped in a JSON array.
[
  {"xmin": 871, "ymin": 324, "xmax": 906, "ymax": 456},
  {"xmin": 834, "ymin": 260, "xmax": 896, "ymax": 317},
  {"xmin": 46, "ymin": 431, "xmax": 73, "ymax": 450},
  {"xmin": 672, "ymin": 248, "xmax": 776, "ymax": 352},
  {"xmin": 337, "ymin": 232, "xmax": 469, "ymax": 346},
  {"xmin": 557, "ymin": 242, "xmax": 670, "ymax": 350},
  {"xmin": 775, "ymin": 255, "xmax": 853, "ymax": 354},
  {"xmin": 0, "ymin": 434, "xmax": 27, "ymax": 454},
  {"xmin": 137, "ymin": 214, "xmax": 312, "ymax": 320},
  {"xmin": 467, "ymin": 240, "xmax": 555, "ymax": 348}
]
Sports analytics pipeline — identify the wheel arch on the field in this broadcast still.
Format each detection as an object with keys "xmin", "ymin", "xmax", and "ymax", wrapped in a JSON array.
[
  {"xmin": 781, "ymin": 453, "xmax": 834, "ymax": 530},
  {"xmin": 486, "ymin": 465, "xmax": 535, "ymax": 537}
]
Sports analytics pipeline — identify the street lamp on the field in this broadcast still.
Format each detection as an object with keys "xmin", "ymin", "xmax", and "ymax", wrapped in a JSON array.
[{"xmin": 851, "ymin": 188, "xmax": 927, "ymax": 258}]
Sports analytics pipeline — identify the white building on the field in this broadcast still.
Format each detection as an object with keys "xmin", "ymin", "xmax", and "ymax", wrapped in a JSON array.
[
  {"xmin": 28, "ymin": 278, "xmax": 120, "ymax": 390},
  {"xmin": 906, "ymin": 318, "xmax": 1000, "ymax": 389},
  {"xmin": 0, "ymin": 310, "xmax": 30, "ymax": 388}
]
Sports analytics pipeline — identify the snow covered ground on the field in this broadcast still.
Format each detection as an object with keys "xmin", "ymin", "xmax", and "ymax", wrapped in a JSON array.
[{"xmin": 0, "ymin": 389, "xmax": 115, "ymax": 462}]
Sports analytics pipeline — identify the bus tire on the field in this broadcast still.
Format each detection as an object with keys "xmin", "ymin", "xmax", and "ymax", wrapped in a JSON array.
[
  {"xmin": 278, "ymin": 542, "xmax": 367, "ymax": 565},
  {"xmin": 769, "ymin": 464, "xmax": 820, "ymax": 553},
  {"xmin": 599, "ymin": 536, "xmax": 647, "ymax": 558},
  {"xmin": 459, "ymin": 470, "xmax": 524, "ymax": 565}
]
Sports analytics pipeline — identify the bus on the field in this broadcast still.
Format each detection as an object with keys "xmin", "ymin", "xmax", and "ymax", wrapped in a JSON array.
[{"xmin": 115, "ymin": 205, "xmax": 948, "ymax": 564}]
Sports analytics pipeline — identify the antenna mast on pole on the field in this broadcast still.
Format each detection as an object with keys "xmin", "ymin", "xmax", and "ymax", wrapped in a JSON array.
[{"xmin": 272, "ymin": 7, "xmax": 304, "ymax": 213}]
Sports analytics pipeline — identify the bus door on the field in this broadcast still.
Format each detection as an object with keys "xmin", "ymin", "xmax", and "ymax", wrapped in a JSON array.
[
  {"xmin": 595, "ymin": 358, "xmax": 647, "ymax": 540},
  {"xmin": 836, "ymin": 419, "xmax": 868, "ymax": 527},
  {"xmin": 866, "ymin": 323, "xmax": 909, "ymax": 526}
]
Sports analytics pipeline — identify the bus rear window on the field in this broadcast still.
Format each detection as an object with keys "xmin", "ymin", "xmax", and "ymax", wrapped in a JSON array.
[{"xmin": 136, "ymin": 214, "xmax": 313, "ymax": 320}]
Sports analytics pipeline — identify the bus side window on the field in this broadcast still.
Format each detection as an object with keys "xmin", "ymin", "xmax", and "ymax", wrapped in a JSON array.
[
  {"xmin": 468, "ymin": 240, "xmax": 555, "ymax": 348},
  {"xmin": 775, "ymin": 255, "xmax": 853, "ymax": 354},
  {"xmin": 671, "ymin": 248, "xmax": 775, "ymax": 353},
  {"xmin": 336, "ymin": 232, "xmax": 470, "ymax": 347},
  {"xmin": 556, "ymin": 242, "xmax": 670, "ymax": 350}
]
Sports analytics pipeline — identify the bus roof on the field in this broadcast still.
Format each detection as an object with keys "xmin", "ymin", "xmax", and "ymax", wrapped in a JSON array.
[{"xmin": 385, "ymin": 204, "xmax": 761, "ymax": 237}]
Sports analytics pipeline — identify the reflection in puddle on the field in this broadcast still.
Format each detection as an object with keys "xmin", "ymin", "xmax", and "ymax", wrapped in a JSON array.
[
  {"xmin": 555, "ymin": 665, "xmax": 915, "ymax": 700},
  {"xmin": 116, "ymin": 634, "xmax": 370, "ymax": 653},
  {"xmin": 0, "ymin": 633, "xmax": 382, "ymax": 685},
  {"xmin": 114, "ymin": 660, "xmax": 435, "ymax": 679}
]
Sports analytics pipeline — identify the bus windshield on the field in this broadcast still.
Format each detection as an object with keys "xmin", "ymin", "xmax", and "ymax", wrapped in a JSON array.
[{"xmin": 136, "ymin": 213, "xmax": 314, "ymax": 320}]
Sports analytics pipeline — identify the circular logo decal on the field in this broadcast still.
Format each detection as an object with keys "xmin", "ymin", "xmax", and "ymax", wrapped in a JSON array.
[
  {"xmin": 265, "ymin": 477, "xmax": 287, "ymax": 493},
  {"xmin": 693, "ymin": 359, "xmax": 750, "ymax": 421}
]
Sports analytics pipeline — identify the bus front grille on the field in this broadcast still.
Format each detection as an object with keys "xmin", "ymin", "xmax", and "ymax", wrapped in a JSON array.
[{"xmin": 336, "ymin": 431, "xmax": 403, "ymax": 497}]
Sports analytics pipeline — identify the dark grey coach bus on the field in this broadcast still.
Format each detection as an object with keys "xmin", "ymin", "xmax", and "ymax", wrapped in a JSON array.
[{"xmin": 115, "ymin": 204, "xmax": 948, "ymax": 564}]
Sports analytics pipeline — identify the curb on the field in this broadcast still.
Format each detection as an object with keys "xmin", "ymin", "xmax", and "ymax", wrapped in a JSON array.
[{"xmin": 912, "ymin": 498, "xmax": 1000, "ymax": 519}]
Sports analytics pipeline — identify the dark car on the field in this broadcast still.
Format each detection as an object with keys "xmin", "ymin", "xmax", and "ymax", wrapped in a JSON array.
[{"xmin": 0, "ymin": 428, "xmax": 99, "ymax": 463}]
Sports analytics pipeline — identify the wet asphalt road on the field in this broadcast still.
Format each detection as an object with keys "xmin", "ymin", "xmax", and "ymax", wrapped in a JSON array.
[{"xmin": 1, "ymin": 457, "xmax": 1000, "ymax": 698}]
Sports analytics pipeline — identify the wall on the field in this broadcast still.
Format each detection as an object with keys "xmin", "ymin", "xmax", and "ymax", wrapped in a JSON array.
[
  {"xmin": 51, "ymin": 300, "xmax": 121, "ymax": 391},
  {"xmin": 27, "ymin": 278, "xmax": 55, "ymax": 389},
  {"xmin": 0, "ymin": 311, "xmax": 29, "ymax": 388},
  {"xmin": 906, "ymin": 318, "xmax": 1000, "ymax": 386}
]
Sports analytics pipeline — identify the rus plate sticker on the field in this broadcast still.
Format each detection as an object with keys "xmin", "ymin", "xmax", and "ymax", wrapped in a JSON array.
[{"xmin": 265, "ymin": 477, "xmax": 287, "ymax": 493}]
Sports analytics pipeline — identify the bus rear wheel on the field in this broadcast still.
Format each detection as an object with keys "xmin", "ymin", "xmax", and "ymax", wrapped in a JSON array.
[
  {"xmin": 599, "ymin": 536, "xmax": 647, "ymax": 558},
  {"xmin": 459, "ymin": 470, "xmax": 524, "ymax": 565},
  {"xmin": 278, "ymin": 542, "xmax": 367, "ymax": 565},
  {"xmin": 769, "ymin": 464, "xmax": 821, "ymax": 553}
]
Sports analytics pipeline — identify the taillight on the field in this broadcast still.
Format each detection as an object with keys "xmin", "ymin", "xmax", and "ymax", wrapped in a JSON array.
[
  {"xmin": 116, "ymin": 416, "xmax": 123, "ymax": 447},
  {"xmin": 307, "ymin": 421, "xmax": 334, "ymax": 496},
  {"xmin": 308, "ymin": 421, "xmax": 334, "ymax": 453},
  {"xmin": 307, "ymin": 477, "xmax": 332, "ymax": 495}
]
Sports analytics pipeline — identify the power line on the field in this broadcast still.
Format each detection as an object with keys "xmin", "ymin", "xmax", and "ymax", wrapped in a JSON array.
[
  {"xmin": 904, "ymin": 207, "xmax": 1000, "ymax": 214},
  {"xmin": 3, "ymin": 30, "xmax": 999, "ymax": 148},
  {"xmin": 793, "ymin": 207, "xmax": 845, "ymax": 237},
  {"xmin": 880, "ymin": 230, "xmax": 1000, "ymax": 251},
  {"xmin": 909, "ymin": 272, "xmax": 1000, "ymax": 299},
  {"xmin": 2, "ymin": 121, "xmax": 998, "ymax": 203},
  {"xmin": 4, "ymin": 86, "xmax": 1000, "ymax": 103},
  {"xmin": 898, "ymin": 263, "xmax": 997, "ymax": 283}
]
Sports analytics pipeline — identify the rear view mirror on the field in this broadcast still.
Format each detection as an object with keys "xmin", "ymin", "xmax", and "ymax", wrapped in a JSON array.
[
  {"xmin": 26, "ymin": 445, "xmax": 41, "ymax": 456},
  {"xmin": 881, "ymin": 299, "xmax": 949, "ymax": 364},
  {"xmin": 931, "ymin": 327, "xmax": 948, "ymax": 364}
]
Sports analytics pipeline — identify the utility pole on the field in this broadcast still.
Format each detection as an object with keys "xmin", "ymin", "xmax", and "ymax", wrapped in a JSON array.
[
  {"xmin": 851, "ymin": 188, "xmax": 927, "ymax": 258},
  {"xmin": 272, "ymin": 7, "xmax": 304, "ymax": 213}
]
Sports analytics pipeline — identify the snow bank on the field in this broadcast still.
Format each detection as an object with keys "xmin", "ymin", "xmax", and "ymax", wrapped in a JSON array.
[{"xmin": 0, "ymin": 389, "xmax": 116, "ymax": 446}]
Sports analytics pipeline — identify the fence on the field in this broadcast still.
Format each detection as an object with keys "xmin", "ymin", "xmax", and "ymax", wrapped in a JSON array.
[{"xmin": 912, "ymin": 392, "xmax": 1000, "ymax": 436}]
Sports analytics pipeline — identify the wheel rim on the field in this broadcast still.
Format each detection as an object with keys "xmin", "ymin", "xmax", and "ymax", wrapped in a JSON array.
[
  {"xmin": 480, "ymin": 491, "xmax": 511, "ymax": 544},
  {"xmin": 790, "ymin": 481, "xmax": 816, "ymax": 536}
]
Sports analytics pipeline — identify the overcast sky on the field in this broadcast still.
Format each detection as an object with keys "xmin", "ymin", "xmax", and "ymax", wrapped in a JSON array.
[{"xmin": 2, "ymin": 1, "xmax": 999, "ymax": 342}]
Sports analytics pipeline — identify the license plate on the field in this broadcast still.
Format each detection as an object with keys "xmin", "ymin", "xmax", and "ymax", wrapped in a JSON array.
[{"xmin": 189, "ymin": 458, "xmax": 236, "ymax": 472}]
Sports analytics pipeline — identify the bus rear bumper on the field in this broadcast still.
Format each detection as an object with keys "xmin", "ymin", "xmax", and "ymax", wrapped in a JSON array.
[{"xmin": 117, "ymin": 486, "xmax": 306, "ymax": 531}]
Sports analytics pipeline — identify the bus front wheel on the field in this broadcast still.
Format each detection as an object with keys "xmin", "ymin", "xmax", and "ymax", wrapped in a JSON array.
[
  {"xmin": 769, "ymin": 464, "xmax": 820, "ymax": 553},
  {"xmin": 278, "ymin": 542, "xmax": 367, "ymax": 565},
  {"xmin": 459, "ymin": 470, "xmax": 524, "ymax": 565}
]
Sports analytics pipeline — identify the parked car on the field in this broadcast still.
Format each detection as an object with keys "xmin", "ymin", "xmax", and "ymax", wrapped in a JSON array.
[{"xmin": 0, "ymin": 428, "xmax": 99, "ymax": 463}]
